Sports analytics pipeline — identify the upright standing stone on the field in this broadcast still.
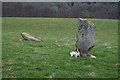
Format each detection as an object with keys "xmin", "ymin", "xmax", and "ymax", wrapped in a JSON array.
[{"xmin": 76, "ymin": 18, "xmax": 95, "ymax": 57}]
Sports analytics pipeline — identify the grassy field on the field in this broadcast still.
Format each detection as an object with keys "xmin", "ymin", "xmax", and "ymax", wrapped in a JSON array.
[{"xmin": 2, "ymin": 17, "xmax": 118, "ymax": 78}]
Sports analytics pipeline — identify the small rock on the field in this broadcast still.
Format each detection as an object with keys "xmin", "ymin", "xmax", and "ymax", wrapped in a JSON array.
[
  {"xmin": 89, "ymin": 55, "xmax": 96, "ymax": 59},
  {"xmin": 103, "ymin": 43, "xmax": 108, "ymax": 47},
  {"xmin": 49, "ymin": 75, "xmax": 52, "ymax": 78},
  {"xmin": 107, "ymin": 46, "xmax": 111, "ymax": 48},
  {"xmin": 89, "ymin": 72, "xmax": 96, "ymax": 77}
]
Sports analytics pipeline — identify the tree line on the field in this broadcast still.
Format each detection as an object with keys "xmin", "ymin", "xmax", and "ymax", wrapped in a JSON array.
[{"xmin": 2, "ymin": 2, "xmax": 118, "ymax": 19}]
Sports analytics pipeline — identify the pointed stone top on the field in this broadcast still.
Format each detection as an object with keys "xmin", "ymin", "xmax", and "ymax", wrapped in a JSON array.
[{"xmin": 79, "ymin": 18, "xmax": 92, "ymax": 26}]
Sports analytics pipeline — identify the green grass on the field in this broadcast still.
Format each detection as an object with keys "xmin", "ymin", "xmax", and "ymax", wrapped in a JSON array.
[{"xmin": 2, "ymin": 17, "xmax": 118, "ymax": 78}]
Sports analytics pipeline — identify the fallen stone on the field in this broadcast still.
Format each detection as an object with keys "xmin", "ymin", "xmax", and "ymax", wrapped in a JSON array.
[{"xmin": 21, "ymin": 32, "xmax": 41, "ymax": 42}]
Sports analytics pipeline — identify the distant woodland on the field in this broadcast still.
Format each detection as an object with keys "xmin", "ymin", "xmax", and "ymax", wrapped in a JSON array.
[{"xmin": 2, "ymin": 2, "xmax": 118, "ymax": 19}]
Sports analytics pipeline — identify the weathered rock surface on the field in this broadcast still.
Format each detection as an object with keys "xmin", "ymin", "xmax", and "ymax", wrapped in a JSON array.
[
  {"xmin": 21, "ymin": 32, "xmax": 41, "ymax": 42},
  {"xmin": 76, "ymin": 18, "xmax": 95, "ymax": 57}
]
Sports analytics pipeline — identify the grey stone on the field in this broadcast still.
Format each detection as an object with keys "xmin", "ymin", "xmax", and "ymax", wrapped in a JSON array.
[
  {"xmin": 21, "ymin": 32, "xmax": 41, "ymax": 42},
  {"xmin": 76, "ymin": 18, "xmax": 95, "ymax": 57}
]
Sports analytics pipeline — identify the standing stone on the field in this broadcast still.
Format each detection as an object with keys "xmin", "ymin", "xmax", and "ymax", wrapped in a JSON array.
[{"xmin": 76, "ymin": 18, "xmax": 95, "ymax": 57}]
